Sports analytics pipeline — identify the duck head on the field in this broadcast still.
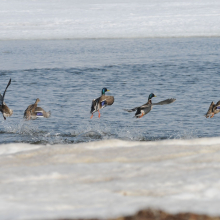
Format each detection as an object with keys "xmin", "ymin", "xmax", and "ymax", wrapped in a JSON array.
[
  {"xmin": 148, "ymin": 93, "xmax": 156, "ymax": 100},
  {"xmin": 101, "ymin": 88, "xmax": 110, "ymax": 95},
  {"xmin": 35, "ymin": 98, "xmax": 40, "ymax": 104}
]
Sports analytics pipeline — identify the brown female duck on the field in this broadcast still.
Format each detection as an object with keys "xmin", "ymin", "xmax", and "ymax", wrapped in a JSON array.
[
  {"xmin": 205, "ymin": 101, "xmax": 220, "ymax": 118},
  {"xmin": 24, "ymin": 98, "xmax": 51, "ymax": 120}
]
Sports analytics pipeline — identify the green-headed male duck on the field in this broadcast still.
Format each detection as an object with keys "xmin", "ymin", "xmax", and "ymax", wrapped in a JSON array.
[
  {"xmin": 90, "ymin": 88, "xmax": 114, "ymax": 118},
  {"xmin": 124, "ymin": 93, "xmax": 176, "ymax": 118}
]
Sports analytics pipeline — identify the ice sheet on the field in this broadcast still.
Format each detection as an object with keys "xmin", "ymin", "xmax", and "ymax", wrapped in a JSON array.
[
  {"xmin": 1, "ymin": 138, "xmax": 220, "ymax": 219},
  {"xmin": 1, "ymin": 0, "xmax": 220, "ymax": 39}
]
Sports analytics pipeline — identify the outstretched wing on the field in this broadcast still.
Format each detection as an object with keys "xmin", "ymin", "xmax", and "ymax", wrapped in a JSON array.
[
  {"xmin": 0, "ymin": 93, "xmax": 3, "ymax": 105},
  {"xmin": 152, "ymin": 98, "xmax": 176, "ymax": 106},
  {"xmin": 1, "ymin": 79, "xmax": 11, "ymax": 105},
  {"xmin": 90, "ymin": 97, "xmax": 100, "ymax": 114},
  {"xmin": 123, "ymin": 106, "xmax": 139, "ymax": 112},
  {"xmin": 214, "ymin": 101, "xmax": 220, "ymax": 110},
  {"xmin": 105, "ymin": 96, "xmax": 114, "ymax": 106},
  {"xmin": 123, "ymin": 102, "xmax": 149, "ymax": 112},
  {"xmin": 204, "ymin": 101, "xmax": 215, "ymax": 118}
]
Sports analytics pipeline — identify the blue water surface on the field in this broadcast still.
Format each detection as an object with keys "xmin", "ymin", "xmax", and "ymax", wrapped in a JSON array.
[{"xmin": 0, "ymin": 38, "xmax": 220, "ymax": 144}]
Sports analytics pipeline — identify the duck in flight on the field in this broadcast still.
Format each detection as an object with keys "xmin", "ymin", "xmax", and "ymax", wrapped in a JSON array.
[
  {"xmin": 205, "ymin": 101, "xmax": 220, "ymax": 118},
  {"xmin": 124, "ymin": 93, "xmax": 176, "ymax": 118},
  {"xmin": 90, "ymin": 88, "xmax": 114, "ymax": 118},
  {"xmin": 0, "ymin": 78, "xmax": 13, "ymax": 120},
  {"xmin": 24, "ymin": 98, "xmax": 51, "ymax": 120}
]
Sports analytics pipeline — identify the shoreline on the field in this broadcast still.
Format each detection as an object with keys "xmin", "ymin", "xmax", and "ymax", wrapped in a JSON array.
[{"xmin": 56, "ymin": 209, "xmax": 220, "ymax": 220}]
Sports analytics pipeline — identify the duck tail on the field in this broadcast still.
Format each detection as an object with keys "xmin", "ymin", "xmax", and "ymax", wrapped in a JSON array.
[{"xmin": 45, "ymin": 111, "xmax": 51, "ymax": 118}]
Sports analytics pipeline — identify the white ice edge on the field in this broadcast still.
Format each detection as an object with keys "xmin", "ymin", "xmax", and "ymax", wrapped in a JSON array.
[
  {"xmin": 1, "ymin": 136, "xmax": 220, "ymax": 156},
  {"xmin": 1, "ymin": 0, "xmax": 220, "ymax": 40}
]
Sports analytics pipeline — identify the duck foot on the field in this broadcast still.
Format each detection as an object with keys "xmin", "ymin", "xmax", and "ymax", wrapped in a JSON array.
[
  {"xmin": 90, "ymin": 114, "xmax": 93, "ymax": 119},
  {"xmin": 98, "ymin": 110, "xmax": 101, "ymax": 118},
  {"xmin": 210, "ymin": 113, "xmax": 215, "ymax": 118}
]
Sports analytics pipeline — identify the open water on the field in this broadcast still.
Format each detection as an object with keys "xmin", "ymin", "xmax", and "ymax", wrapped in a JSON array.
[{"xmin": 0, "ymin": 37, "xmax": 220, "ymax": 145}]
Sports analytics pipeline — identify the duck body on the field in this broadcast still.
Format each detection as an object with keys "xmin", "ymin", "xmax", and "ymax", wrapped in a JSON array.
[
  {"xmin": 0, "ymin": 104, "xmax": 13, "ymax": 120},
  {"xmin": 0, "ymin": 79, "xmax": 13, "ymax": 120},
  {"xmin": 134, "ymin": 99, "xmax": 153, "ymax": 118},
  {"xmin": 90, "ymin": 88, "xmax": 114, "ymax": 118},
  {"xmin": 29, "ymin": 107, "xmax": 51, "ymax": 120},
  {"xmin": 124, "ymin": 93, "xmax": 176, "ymax": 118},
  {"xmin": 205, "ymin": 101, "xmax": 220, "ymax": 118},
  {"xmin": 24, "ymin": 98, "xmax": 51, "ymax": 120}
]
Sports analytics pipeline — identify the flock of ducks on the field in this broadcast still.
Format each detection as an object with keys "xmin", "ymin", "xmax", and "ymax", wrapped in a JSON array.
[
  {"xmin": 90, "ymin": 87, "xmax": 220, "ymax": 119},
  {"xmin": 0, "ymin": 79, "xmax": 219, "ymax": 121},
  {"xmin": 0, "ymin": 79, "xmax": 51, "ymax": 120},
  {"xmin": 90, "ymin": 88, "xmax": 176, "ymax": 118}
]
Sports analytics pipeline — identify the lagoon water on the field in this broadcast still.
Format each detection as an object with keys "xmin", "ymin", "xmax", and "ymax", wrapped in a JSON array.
[{"xmin": 1, "ymin": 38, "xmax": 220, "ymax": 145}]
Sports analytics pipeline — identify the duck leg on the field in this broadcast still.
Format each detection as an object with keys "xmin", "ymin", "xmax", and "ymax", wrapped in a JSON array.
[
  {"xmin": 98, "ymin": 110, "xmax": 101, "ymax": 118},
  {"xmin": 90, "ymin": 114, "xmax": 93, "ymax": 119},
  {"xmin": 210, "ymin": 113, "xmax": 215, "ymax": 118}
]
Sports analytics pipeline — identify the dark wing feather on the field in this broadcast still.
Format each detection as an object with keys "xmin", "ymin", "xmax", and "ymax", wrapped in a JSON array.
[
  {"xmin": 123, "ymin": 106, "xmax": 139, "ymax": 112},
  {"xmin": 123, "ymin": 102, "xmax": 149, "ymax": 112},
  {"xmin": 214, "ymin": 101, "xmax": 220, "ymax": 110},
  {"xmin": 152, "ymin": 98, "xmax": 176, "ymax": 106},
  {"xmin": 0, "ymin": 93, "xmax": 3, "ymax": 105},
  {"xmin": 204, "ymin": 101, "xmax": 214, "ymax": 117},
  {"xmin": 90, "ymin": 97, "xmax": 100, "ymax": 114},
  {"xmin": 1, "ymin": 79, "xmax": 11, "ymax": 105}
]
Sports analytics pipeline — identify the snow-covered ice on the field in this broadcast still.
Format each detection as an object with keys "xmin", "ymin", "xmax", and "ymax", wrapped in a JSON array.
[
  {"xmin": 1, "ymin": 0, "xmax": 220, "ymax": 39},
  {"xmin": 1, "ymin": 138, "xmax": 220, "ymax": 219}
]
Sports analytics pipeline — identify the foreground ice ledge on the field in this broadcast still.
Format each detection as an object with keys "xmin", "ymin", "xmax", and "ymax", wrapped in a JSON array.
[{"xmin": 1, "ymin": 137, "xmax": 220, "ymax": 220}]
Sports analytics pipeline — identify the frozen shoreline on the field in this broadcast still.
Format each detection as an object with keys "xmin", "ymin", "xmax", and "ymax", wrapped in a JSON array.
[{"xmin": 1, "ymin": 0, "xmax": 220, "ymax": 40}]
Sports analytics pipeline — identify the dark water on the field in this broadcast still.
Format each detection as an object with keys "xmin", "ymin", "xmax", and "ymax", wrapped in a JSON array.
[{"xmin": 0, "ymin": 38, "xmax": 220, "ymax": 144}]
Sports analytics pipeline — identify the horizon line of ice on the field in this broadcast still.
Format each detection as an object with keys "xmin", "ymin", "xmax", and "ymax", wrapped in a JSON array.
[{"xmin": 1, "ymin": 0, "xmax": 220, "ymax": 40}]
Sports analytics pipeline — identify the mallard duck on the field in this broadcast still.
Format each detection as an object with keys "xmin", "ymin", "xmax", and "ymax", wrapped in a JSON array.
[
  {"xmin": 0, "ymin": 78, "xmax": 13, "ymax": 120},
  {"xmin": 124, "ymin": 93, "xmax": 176, "ymax": 118},
  {"xmin": 24, "ymin": 98, "xmax": 51, "ymax": 120},
  {"xmin": 90, "ymin": 88, "xmax": 114, "ymax": 118},
  {"xmin": 204, "ymin": 101, "xmax": 220, "ymax": 118}
]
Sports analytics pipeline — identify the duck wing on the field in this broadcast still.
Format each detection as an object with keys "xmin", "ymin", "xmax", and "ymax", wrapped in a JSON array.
[
  {"xmin": 205, "ymin": 101, "xmax": 215, "ymax": 118},
  {"xmin": 0, "ymin": 78, "xmax": 11, "ymax": 105},
  {"xmin": 123, "ymin": 102, "xmax": 149, "ymax": 112},
  {"xmin": 35, "ymin": 107, "xmax": 51, "ymax": 118},
  {"xmin": 90, "ymin": 96, "xmax": 100, "ymax": 114},
  {"xmin": 98, "ymin": 95, "xmax": 114, "ymax": 109},
  {"xmin": 123, "ymin": 106, "xmax": 140, "ymax": 112},
  {"xmin": 103, "ymin": 96, "xmax": 114, "ymax": 106},
  {"xmin": 152, "ymin": 98, "xmax": 176, "ymax": 106},
  {"xmin": 213, "ymin": 101, "xmax": 220, "ymax": 110}
]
